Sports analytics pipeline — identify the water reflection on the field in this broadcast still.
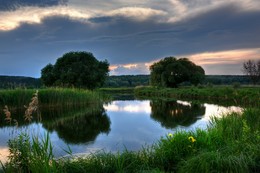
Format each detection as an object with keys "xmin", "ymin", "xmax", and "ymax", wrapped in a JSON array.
[
  {"xmin": 0, "ymin": 99, "xmax": 243, "ymax": 164},
  {"xmin": 150, "ymin": 100, "xmax": 206, "ymax": 128},
  {"xmin": 0, "ymin": 105, "xmax": 111, "ymax": 144},
  {"xmin": 104, "ymin": 100, "xmax": 151, "ymax": 113},
  {"xmin": 43, "ymin": 107, "xmax": 110, "ymax": 144}
]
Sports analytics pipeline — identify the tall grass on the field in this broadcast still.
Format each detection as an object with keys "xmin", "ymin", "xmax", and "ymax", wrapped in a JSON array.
[
  {"xmin": 0, "ymin": 89, "xmax": 34, "ymax": 107},
  {"xmin": 177, "ymin": 109, "xmax": 260, "ymax": 172},
  {"xmin": 1, "ymin": 90, "xmax": 60, "ymax": 173},
  {"xmin": 135, "ymin": 86, "xmax": 260, "ymax": 107},
  {"xmin": 0, "ymin": 88, "xmax": 105, "ymax": 108},
  {"xmin": 39, "ymin": 88, "xmax": 104, "ymax": 106},
  {"xmin": 4, "ymin": 133, "xmax": 61, "ymax": 173}
]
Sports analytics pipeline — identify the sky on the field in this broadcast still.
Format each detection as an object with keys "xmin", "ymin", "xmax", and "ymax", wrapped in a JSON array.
[{"xmin": 0, "ymin": 0, "xmax": 260, "ymax": 77}]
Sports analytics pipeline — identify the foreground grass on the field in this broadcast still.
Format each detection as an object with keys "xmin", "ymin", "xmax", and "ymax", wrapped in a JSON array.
[
  {"xmin": 2, "ymin": 108, "xmax": 260, "ymax": 173},
  {"xmin": 135, "ymin": 86, "xmax": 260, "ymax": 107}
]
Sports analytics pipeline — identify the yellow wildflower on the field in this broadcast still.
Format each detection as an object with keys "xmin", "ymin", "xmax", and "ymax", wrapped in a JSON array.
[
  {"xmin": 188, "ymin": 136, "xmax": 196, "ymax": 143},
  {"xmin": 168, "ymin": 133, "xmax": 173, "ymax": 138}
]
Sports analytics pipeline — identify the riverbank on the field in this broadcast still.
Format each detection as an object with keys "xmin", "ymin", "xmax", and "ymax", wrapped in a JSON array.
[{"xmin": 134, "ymin": 86, "xmax": 260, "ymax": 107}]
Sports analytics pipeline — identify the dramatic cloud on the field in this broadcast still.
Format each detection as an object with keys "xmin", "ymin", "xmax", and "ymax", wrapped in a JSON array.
[
  {"xmin": 0, "ymin": 0, "xmax": 260, "ymax": 76},
  {"xmin": 0, "ymin": 0, "xmax": 68, "ymax": 11},
  {"xmin": 0, "ymin": 6, "xmax": 92, "ymax": 31}
]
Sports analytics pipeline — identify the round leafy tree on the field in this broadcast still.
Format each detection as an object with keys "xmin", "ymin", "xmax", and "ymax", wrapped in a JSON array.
[
  {"xmin": 41, "ymin": 51, "xmax": 109, "ymax": 89},
  {"xmin": 150, "ymin": 57, "xmax": 205, "ymax": 87}
]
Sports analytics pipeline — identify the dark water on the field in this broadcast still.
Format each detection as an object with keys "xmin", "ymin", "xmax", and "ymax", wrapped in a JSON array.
[{"xmin": 0, "ymin": 99, "xmax": 242, "ymax": 163}]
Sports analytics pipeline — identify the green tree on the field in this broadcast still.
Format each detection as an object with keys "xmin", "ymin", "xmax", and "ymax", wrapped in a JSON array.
[
  {"xmin": 41, "ymin": 51, "xmax": 109, "ymax": 89},
  {"xmin": 150, "ymin": 57, "xmax": 205, "ymax": 87}
]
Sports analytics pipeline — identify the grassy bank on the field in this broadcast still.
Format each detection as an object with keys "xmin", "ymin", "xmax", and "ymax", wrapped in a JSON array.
[
  {"xmin": 135, "ymin": 86, "xmax": 260, "ymax": 107},
  {"xmin": 0, "ymin": 88, "xmax": 105, "ymax": 108},
  {"xmin": 2, "ymin": 108, "xmax": 259, "ymax": 172}
]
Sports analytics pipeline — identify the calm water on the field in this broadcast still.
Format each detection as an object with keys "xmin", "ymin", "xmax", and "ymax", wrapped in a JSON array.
[{"xmin": 0, "ymin": 99, "xmax": 242, "ymax": 163}]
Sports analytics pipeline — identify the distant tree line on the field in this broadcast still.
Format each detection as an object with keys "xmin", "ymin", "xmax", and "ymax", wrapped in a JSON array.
[
  {"xmin": 0, "ymin": 75, "xmax": 41, "ymax": 89},
  {"xmin": 0, "ymin": 75, "xmax": 254, "ymax": 89},
  {"xmin": 104, "ymin": 75, "xmax": 149, "ymax": 87},
  {"xmin": 204, "ymin": 75, "xmax": 252, "ymax": 85},
  {"xmin": 103, "ymin": 75, "xmax": 253, "ymax": 88}
]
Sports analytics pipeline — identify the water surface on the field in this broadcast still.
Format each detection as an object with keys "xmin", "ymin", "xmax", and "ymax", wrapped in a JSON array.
[{"xmin": 0, "ymin": 99, "xmax": 242, "ymax": 163}]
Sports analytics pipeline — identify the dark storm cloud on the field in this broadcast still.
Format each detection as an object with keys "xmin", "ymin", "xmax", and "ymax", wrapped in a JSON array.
[
  {"xmin": 86, "ymin": 3, "xmax": 260, "ymax": 59},
  {"xmin": 0, "ymin": 2, "xmax": 260, "ymax": 76},
  {"xmin": 0, "ymin": 0, "xmax": 67, "ymax": 11}
]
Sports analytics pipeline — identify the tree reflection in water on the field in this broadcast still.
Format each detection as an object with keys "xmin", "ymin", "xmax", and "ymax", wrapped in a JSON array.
[
  {"xmin": 0, "ymin": 105, "xmax": 111, "ymax": 144},
  {"xmin": 42, "ymin": 106, "xmax": 111, "ymax": 144},
  {"xmin": 150, "ymin": 100, "xmax": 205, "ymax": 128}
]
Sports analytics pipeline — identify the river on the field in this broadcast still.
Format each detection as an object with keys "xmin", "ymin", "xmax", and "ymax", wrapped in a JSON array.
[{"xmin": 0, "ymin": 98, "xmax": 242, "ymax": 163}]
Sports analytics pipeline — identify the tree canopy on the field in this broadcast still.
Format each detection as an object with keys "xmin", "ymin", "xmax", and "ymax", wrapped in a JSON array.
[
  {"xmin": 41, "ymin": 51, "xmax": 109, "ymax": 89},
  {"xmin": 150, "ymin": 57, "xmax": 205, "ymax": 87}
]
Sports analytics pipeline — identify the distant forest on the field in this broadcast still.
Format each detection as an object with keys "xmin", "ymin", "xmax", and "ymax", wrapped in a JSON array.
[
  {"xmin": 0, "ymin": 75, "xmax": 253, "ymax": 89},
  {"xmin": 104, "ymin": 75, "xmax": 252, "ymax": 87},
  {"xmin": 0, "ymin": 75, "xmax": 42, "ymax": 89}
]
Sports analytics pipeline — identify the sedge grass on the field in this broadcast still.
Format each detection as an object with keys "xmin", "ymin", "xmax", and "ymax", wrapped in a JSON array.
[
  {"xmin": 4, "ymin": 133, "xmax": 61, "ymax": 173},
  {"xmin": 0, "ymin": 88, "xmax": 104, "ymax": 108},
  {"xmin": 1, "ymin": 91, "xmax": 61, "ymax": 173}
]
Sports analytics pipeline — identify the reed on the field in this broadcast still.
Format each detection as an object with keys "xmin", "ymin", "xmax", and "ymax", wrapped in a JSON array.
[
  {"xmin": 0, "ymin": 89, "xmax": 34, "ymax": 107},
  {"xmin": 0, "ymin": 88, "xmax": 104, "ymax": 108},
  {"xmin": 1, "ymin": 91, "xmax": 61, "ymax": 172},
  {"xmin": 38, "ymin": 88, "xmax": 102, "ymax": 106}
]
